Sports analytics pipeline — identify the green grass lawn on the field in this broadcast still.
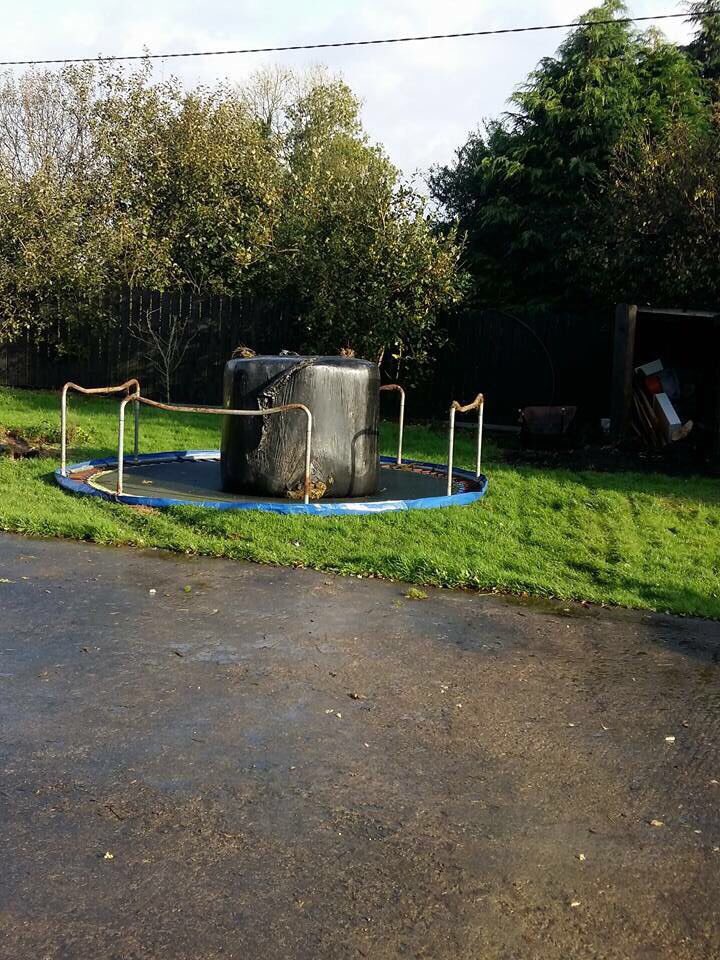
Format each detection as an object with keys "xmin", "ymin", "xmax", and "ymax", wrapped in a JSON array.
[{"xmin": 1, "ymin": 386, "xmax": 719, "ymax": 618}]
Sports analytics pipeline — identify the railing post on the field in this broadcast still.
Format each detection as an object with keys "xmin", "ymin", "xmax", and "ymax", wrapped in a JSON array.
[
  {"xmin": 303, "ymin": 407, "xmax": 313, "ymax": 505},
  {"xmin": 397, "ymin": 389, "xmax": 405, "ymax": 465},
  {"xmin": 117, "ymin": 398, "xmax": 128, "ymax": 496},
  {"xmin": 476, "ymin": 396, "xmax": 484, "ymax": 477},
  {"xmin": 60, "ymin": 384, "xmax": 69, "ymax": 477},
  {"xmin": 379, "ymin": 384, "xmax": 406, "ymax": 465},
  {"xmin": 447, "ymin": 405, "xmax": 457, "ymax": 496},
  {"xmin": 133, "ymin": 398, "xmax": 140, "ymax": 461}
]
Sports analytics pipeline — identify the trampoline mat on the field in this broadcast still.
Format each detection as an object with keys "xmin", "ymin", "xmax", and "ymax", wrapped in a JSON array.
[{"xmin": 91, "ymin": 458, "xmax": 462, "ymax": 504}]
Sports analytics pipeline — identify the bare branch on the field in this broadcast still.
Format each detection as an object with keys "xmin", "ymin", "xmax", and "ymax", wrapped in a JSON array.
[{"xmin": 130, "ymin": 306, "xmax": 198, "ymax": 403}]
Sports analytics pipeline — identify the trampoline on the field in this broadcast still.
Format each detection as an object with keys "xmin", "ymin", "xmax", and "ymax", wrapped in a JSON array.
[
  {"xmin": 55, "ymin": 375, "xmax": 488, "ymax": 516},
  {"xmin": 57, "ymin": 451, "xmax": 487, "ymax": 515}
]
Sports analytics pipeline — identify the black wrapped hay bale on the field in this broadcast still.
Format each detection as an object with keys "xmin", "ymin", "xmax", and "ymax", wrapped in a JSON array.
[{"xmin": 221, "ymin": 356, "xmax": 380, "ymax": 498}]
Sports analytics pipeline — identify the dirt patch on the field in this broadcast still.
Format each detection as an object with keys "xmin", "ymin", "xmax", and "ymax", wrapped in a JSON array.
[
  {"xmin": 1, "ymin": 420, "xmax": 92, "ymax": 461},
  {"xmin": 0, "ymin": 428, "xmax": 58, "ymax": 460}
]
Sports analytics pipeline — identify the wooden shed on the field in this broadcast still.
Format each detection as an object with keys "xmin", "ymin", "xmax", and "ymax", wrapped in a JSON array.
[{"xmin": 611, "ymin": 304, "xmax": 720, "ymax": 463}]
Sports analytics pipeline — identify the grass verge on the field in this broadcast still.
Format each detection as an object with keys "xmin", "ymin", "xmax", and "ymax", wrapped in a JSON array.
[{"xmin": 1, "ymin": 386, "xmax": 719, "ymax": 618}]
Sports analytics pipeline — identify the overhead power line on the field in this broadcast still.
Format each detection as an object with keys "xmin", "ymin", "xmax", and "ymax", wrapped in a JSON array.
[{"xmin": 0, "ymin": 12, "xmax": 697, "ymax": 68}]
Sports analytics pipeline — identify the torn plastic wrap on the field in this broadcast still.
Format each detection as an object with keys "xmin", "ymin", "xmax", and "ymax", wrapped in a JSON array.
[{"xmin": 220, "ymin": 356, "xmax": 380, "ymax": 498}]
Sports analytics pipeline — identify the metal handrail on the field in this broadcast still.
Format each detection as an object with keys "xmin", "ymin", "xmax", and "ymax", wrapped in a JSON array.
[
  {"xmin": 447, "ymin": 393, "xmax": 484, "ymax": 496},
  {"xmin": 61, "ymin": 379, "xmax": 140, "ymax": 477},
  {"xmin": 117, "ymin": 395, "xmax": 314, "ymax": 505},
  {"xmin": 379, "ymin": 383, "xmax": 406, "ymax": 464}
]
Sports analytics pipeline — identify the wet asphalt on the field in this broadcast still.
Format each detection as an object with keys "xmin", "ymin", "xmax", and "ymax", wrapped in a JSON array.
[{"xmin": 1, "ymin": 532, "xmax": 719, "ymax": 960}]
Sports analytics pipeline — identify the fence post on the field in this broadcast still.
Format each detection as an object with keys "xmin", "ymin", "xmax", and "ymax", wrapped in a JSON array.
[{"xmin": 611, "ymin": 303, "xmax": 637, "ymax": 442}]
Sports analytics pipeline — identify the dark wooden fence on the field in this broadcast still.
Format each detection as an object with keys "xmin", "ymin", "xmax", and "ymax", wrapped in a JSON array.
[
  {"xmin": 0, "ymin": 290, "xmax": 295, "ymax": 406},
  {"xmin": 0, "ymin": 292, "xmax": 613, "ymax": 422},
  {"xmin": 417, "ymin": 305, "xmax": 613, "ymax": 422}
]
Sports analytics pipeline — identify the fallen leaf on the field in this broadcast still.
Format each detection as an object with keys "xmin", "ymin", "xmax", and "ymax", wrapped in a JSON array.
[{"xmin": 404, "ymin": 587, "xmax": 428, "ymax": 601}]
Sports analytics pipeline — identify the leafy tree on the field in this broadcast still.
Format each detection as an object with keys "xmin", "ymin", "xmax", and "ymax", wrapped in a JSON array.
[
  {"xmin": 430, "ymin": 0, "xmax": 708, "ymax": 307},
  {"xmin": 0, "ymin": 64, "xmax": 96, "ymax": 185},
  {"xmin": 0, "ymin": 158, "xmax": 115, "ymax": 345},
  {"xmin": 588, "ymin": 117, "xmax": 720, "ymax": 306},
  {"xmin": 582, "ymin": 3, "xmax": 720, "ymax": 306},
  {"xmin": 0, "ymin": 62, "xmax": 461, "ymax": 378},
  {"xmin": 687, "ymin": 0, "xmax": 720, "ymax": 93},
  {"xmin": 100, "ymin": 81, "xmax": 283, "ymax": 294},
  {"xmin": 0, "ymin": 64, "xmax": 171, "ymax": 344},
  {"xmin": 266, "ymin": 79, "xmax": 462, "ymax": 369}
]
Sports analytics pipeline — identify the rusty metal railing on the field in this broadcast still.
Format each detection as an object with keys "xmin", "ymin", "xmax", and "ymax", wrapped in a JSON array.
[
  {"xmin": 447, "ymin": 393, "xmax": 484, "ymax": 496},
  {"xmin": 379, "ymin": 383, "xmax": 406, "ymax": 464},
  {"xmin": 61, "ymin": 379, "xmax": 140, "ymax": 477},
  {"xmin": 117, "ymin": 395, "xmax": 314, "ymax": 505}
]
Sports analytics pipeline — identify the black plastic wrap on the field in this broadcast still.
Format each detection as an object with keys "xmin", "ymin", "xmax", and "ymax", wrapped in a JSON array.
[{"xmin": 220, "ymin": 356, "xmax": 380, "ymax": 497}]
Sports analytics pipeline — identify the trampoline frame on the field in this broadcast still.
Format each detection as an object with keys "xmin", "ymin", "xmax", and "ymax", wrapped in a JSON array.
[
  {"xmin": 56, "ymin": 375, "xmax": 486, "ymax": 515},
  {"xmin": 56, "ymin": 451, "xmax": 488, "ymax": 515}
]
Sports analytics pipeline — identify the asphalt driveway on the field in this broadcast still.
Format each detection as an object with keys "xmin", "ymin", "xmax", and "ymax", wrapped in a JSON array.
[{"xmin": 1, "ymin": 533, "xmax": 719, "ymax": 959}]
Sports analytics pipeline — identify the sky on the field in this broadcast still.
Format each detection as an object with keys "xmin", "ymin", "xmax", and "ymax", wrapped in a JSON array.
[{"xmin": 1, "ymin": 0, "xmax": 695, "ymax": 177}]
